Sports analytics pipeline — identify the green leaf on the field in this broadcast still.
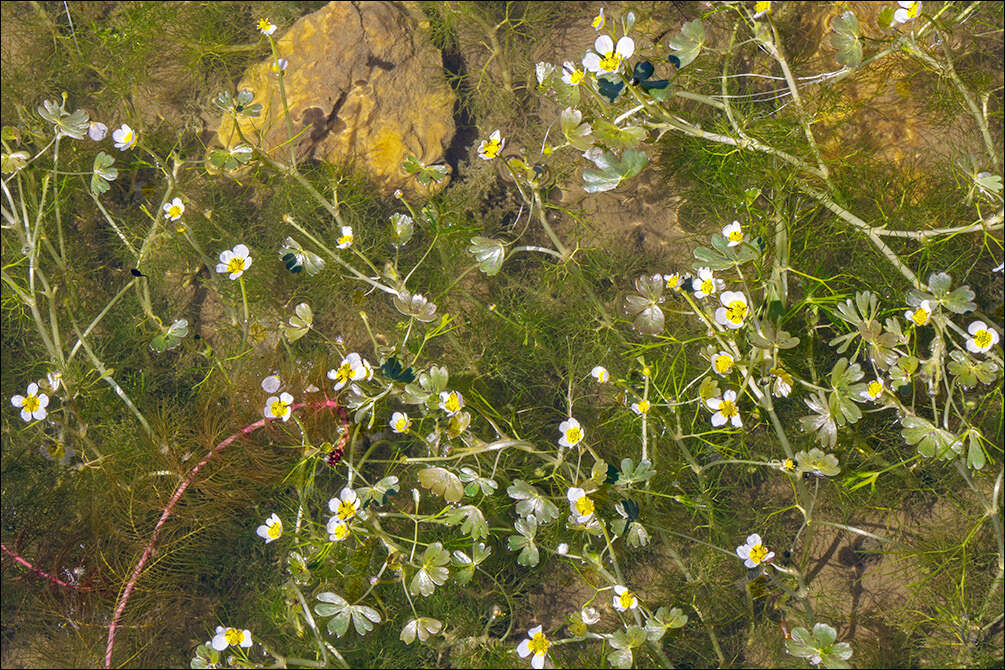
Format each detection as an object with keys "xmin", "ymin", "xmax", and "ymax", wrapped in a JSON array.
[
  {"xmin": 410, "ymin": 542, "xmax": 450, "ymax": 597},
  {"xmin": 446, "ymin": 505, "xmax": 489, "ymax": 541},
  {"xmin": 593, "ymin": 119, "xmax": 645, "ymax": 150},
  {"xmin": 150, "ymin": 319, "xmax": 188, "ymax": 352},
  {"xmin": 90, "ymin": 152, "xmax": 118, "ymax": 195},
  {"xmin": 947, "ymin": 350, "xmax": 1000, "ymax": 388},
  {"xmin": 349, "ymin": 604, "xmax": 381, "ymax": 635},
  {"xmin": 507, "ymin": 515, "xmax": 540, "ymax": 566},
  {"xmin": 582, "ymin": 149, "xmax": 647, "ymax": 193},
  {"xmin": 507, "ymin": 480, "xmax": 559, "ymax": 523},
  {"xmin": 967, "ymin": 430, "xmax": 986, "ymax": 471},
  {"xmin": 901, "ymin": 415, "xmax": 960, "ymax": 460},
  {"xmin": 667, "ymin": 20, "xmax": 705, "ymax": 68},
  {"xmin": 560, "ymin": 107, "xmax": 594, "ymax": 151},
  {"xmin": 830, "ymin": 11, "xmax": 863, "ymax": 68},
  {"xmin": 283, "ymin": 302, "xmax": 313, "ymax": 342},
  {"xmin": 418, "ymin": 467, "xmax": 464, "ymax": 503},
  {"xmin": 616, "ymin": 458, "xmax": 657, "ymax": 487},
  {"xmin": 468, "ymin": 237, "xmax": 506, "ymax": 276},
  {"xmin": 400, "ymin": 617, "xmax": 442, "ymax": 644}
]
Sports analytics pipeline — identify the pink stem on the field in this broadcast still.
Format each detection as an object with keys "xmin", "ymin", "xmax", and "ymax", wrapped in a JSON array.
[
  {"xmin": 1, "ymin": 542, "xmax": 93, "ymax": 591},
  {"xmin": 104, "ymin": 399, "xmax": 346, "ymax": 668}
]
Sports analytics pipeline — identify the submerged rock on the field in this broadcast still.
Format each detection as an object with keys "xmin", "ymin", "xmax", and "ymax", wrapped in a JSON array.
[{"xmin": 216, "ymin": 1, "xmax": 455, "ymax": 196}]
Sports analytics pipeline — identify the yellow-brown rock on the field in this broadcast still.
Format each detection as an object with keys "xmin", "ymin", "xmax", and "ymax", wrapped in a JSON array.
[{"xmin": 216, "ymin": 1, "xmax": 454, "ymax": 196}]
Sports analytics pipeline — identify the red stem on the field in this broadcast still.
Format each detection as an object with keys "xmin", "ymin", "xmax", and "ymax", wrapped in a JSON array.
[
  {"xmin": 104, "ymin": 399, "xmax": 346, "ymax": 668},
  {"xmin": 1, "ymin": 541, "xmax": 93, "ymax": 591}
]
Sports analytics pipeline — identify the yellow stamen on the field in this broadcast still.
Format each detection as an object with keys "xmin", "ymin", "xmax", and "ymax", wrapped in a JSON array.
[
  {"xmin": 598, "ymin": 51, "xmax": 622, "ymax": 72},
  {"xmin": 911, "ymin": 308, "xmax": 929, "ymax": 326},
  {"xmin": 226, "ymin": 257, "xmax": 246, "ymax": 274},
  {"xmin": 267, "ymin": 521, "xmax": 282, "ymax": 539},
  {"xmin": 566, "ymin": 426, "xmax": 582, "ymax": 444},
  {"xmin": 337, "ymin": 500, "xmax": 356, "ymax": 520},
  {"xmin": 748, "ymin": 543, "xmax": 769, "ymax": 564},
  {"xmin": 726, "ymin": 300, "xmax": 748, "ymax": 323},
  {"xmin": 714, "ymin": 355, "xmax": 733, "ymax": 374},
  {"xmin": 720, "ymin": 400, "xmax": 738, "ymax": 418},
  {"xmin": 23, "ymin": 395, "xmax": 40, "ymax": 413},
  {"xmin": 224, "ymin": 628, "xmax": 244, "ymax": 645},
  {"xmin": 529, "ymin": 631, "xmax": 550, "ymax": 655},
  {"xmin": 974, "ymin": 329, "xmax": 992, "ymax": 349},
  {"xmin": 618, "ymin": 590, "xmax": 635, "ymax": 609},
  {"xmin": 575, "ymin": 495, "xmax": 594, "ymax": 517},
  {"xmin": 270, "ymin": 399, "xmax": 288, "ymax": 417}
]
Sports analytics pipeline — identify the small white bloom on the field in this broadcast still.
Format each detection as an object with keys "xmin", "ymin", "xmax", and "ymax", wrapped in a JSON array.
[
  {"xmin": 329, "ymin": 487, "xmax": 360, "ymax": 521},
  {"xmin": 46, "ymin": 371, "xmax": 62, "ymax": 393},
  {"xmin": 591, "ymin": 365, "xmax": 610, "ymax": 383},
  {"xmin": 336, "ymin": 225, "xmax": 354, "ymax": 249},
  {"xmin": 893, "ymin": 1, "xmax": 921, "ymax": 24},
  {"xmin": 478, "ymin": 129, "xmax": 505, "ymax": 160},
  {"xmin": 556, "ymin": 543, "xmax": 569, "ymax": 555},
  {"xmin": 711, "ymin": 351, "xmax": 735, "ymax": 375},
  {"xmin": 904, "ymin": 300, "xmax": 932, "ymax": 326},
  {"xmin": 582, "ymin": 34, "xmax": 635, "ymax": 75},
  {"xmin": 261, "ymin": 374, "xmax": 281, "ymax": 394},
  {"xmin": 966, "ymin": 320, "xmax": 999, "ymax": 354},
  {"xmin": 257, "ymin": 18, "xmax": 277, "ymax": 35},
  {"xmin": 264, "ymin": 392, "xmax": 294, "ymax": 421},
  {"xmin": 11, "ymin": 383, "xmax": 49, "ymax": 423},
  {"xmin": 630, "ymin": 398, "xmax": 651, "ymax": 415},
  {"xmin": 736, "ymin": 533, "xmax": 775, "ymax": 568},
  {"xmin": 390, "ymin": 411, "xmax": 411, "ymax": 433},
  {"xmin": 162, "ymin": 197, "xmax": 184, "ymax": 221},
  {"xmin": 558, "ymin": 417, "xmax": 584, "ymax": 448},
  {"xmin": 715, "ymin": 291, "xmax": 749, "ymax": 329},
  {"xmin": 328, "ymin": 353, "xmax": 372, "ymax": 390},
  {"xmin": 561, "ymin": 61, "xmax": 586, "ymax": 86},
  {"xmin": 771, "ymin": 368, "xmax": 793, "ymax": 398},
  {"xmin": 112, "ymin": 124, "xmax": 136, "ymax": 150},
  {"xmin": 438, "ymin": 390, "xmax": 464, "ymax": 415},
  {"xmin": 706, "ymin": 389, "xmax": 742, "ymax": 428},
  {"xmin": 516, "ymin": 625, "xmax": 550, "ymax": 670},
  {"xmin": 722, "ymin": 221, "xmax": 744, "ymax": 247},
  {"xmin": 327, "ymin": 517, "xmax": 351, "ymax": 541},
  {"xmin": 663, "ymin": 272, "xmax": 687, "ymax": 291},
  {"xmin": 993, "ymin": 263, "xmax": 1004, "ymax": 273},
  {"xmin": 581, "ymin": 606, "xmax": 600, "ymax": 625},
  {"xmin": 211, "ymin": 626, "xmax": 252, "ymax": 651},
  {"xmin": 215, "ymin": 244, "xmax": 252, "ymax": 280},
  {"xmin": 270, "ymin": 58, "xmax": 288, "ymax": 74},
  {"xmin": 256, "ymin": 513, "xmax": 283, "ymax": 543},
  {"xmin": 88, "ymin": 121, "xmax": 107, "ymax": 141},
  {"xmin": 692, "ymin": 267, "xmax": 723, "ymax": 299},
  {"xmin": 612, "ymin": 584, "xmax": 638, "ymax": 612},
  {"xmin": 861, "ymin": 379, "xmax": 884, "ymax": 402},
  {"xmin": 566, "ymin": 486, "xmax": 595, "ymax": 523},
  {"xmin": 592, "ymin": 7, "xmax": 605, "ymax": 31}
]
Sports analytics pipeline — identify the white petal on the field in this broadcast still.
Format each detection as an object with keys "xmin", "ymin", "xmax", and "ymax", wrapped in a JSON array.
[
  {"xmin": 517, "ymin": 640, "xmax": 531, "ymax": 658},
  {"xmin": 528, "ymin": 625, "xmax": 542, "ymax": 636},
  {"xmin": 594, "ymin": 35, "xmax": 613, "ymax": 54},
  {"xmin": 233, "ymin": 244, "xmax": 250, "ymax": 258},
  {"xmin": 280, "ymin": 392, "xmax": 294, "ymax": 404},
  {"xmin": 582, "ymin": 52, "xmax": 601, "ymax": 72},
  {"xmin": 240, "ymin": 631, "xmax": 252, "ymax": 647},
  {"xmin": 215, "ymin": 263, "xmax": 229, "ymax": 274},
  {"xmin": 968, "ymin": 321, "xmax": 986, "ymax": 335},
  {"xmin": 211, "ymin": 634, "xmax": 228, "ymax": 651},
  {"xmin": 711, "ymin": 412, "xmax": 727, "ymax": 427},
  {"xmin": 731, "ymin": 413, "xmax": 743, "ymax": 427},
  {"xmin": 256, "ymin": 525, "xmax": 270, "ymax": 539},
  {"xmin": 706, "ymin": 397, "xmax": 722, "ymax": 410},
  {"xmin": 20, "ymin": 408, "xmax": 32, "ymax": 422},
  {"xmin": 219, "ymin": 250, "xmax": 233, "ymax": 263},
  {"xmin": 616, "ymin": 36, "xmax": 635, "ymax": 58},
  {"xmin": 11, "ymin": 395, "xmax": 24, "ymax": 407},
  {"xmin": 747, "ymin": 533, "xmax": 761, "ymax": 545},
  {"xmin": 27, "ymin": 383, "xmax": 38, "ymax": 395},
  {"xmin": 723, "ymin": 390, "xmax": 737, "ymax": 402},
  {"xmin": 966, "ymin": 340, "xmax": 981, "ymax": 354},
  {"xmin": 32, "ymin": 407, "xmax": 47, "ymax": 421},
  {"xmin": 532, "ymin": 653, "xmax": 545, "ymax": 669},
  {"xmin": 37, "ymin": 394, "xmax": 48, "ymax": 408},
  {"xmin": 243, "ymin": 255, "xmax": 253, "ymax": 269}
]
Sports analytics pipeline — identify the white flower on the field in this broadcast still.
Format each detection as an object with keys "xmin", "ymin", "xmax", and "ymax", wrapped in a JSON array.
[
  {"xmin": 556, "ymin": 543, "xmax": 569, "ymax": 555},
  {"xmin": 45, "ymin": 371, "xmax": 62, "ymax": 393},
  {"xmin": 966, "ymin": 321, "xmax": 999, "ymax": 354},
  {"xmin": 261, "ymin": 374, "xmax": 281, "ymax": 394},
  {"xmin": 558, "ymin": 417, "xmax": 584, "ymax": 448},
  {"xmin": 861, "ymin": 379, "xmax": 884, "ymax": 401},
  {"xmin": 993, "ymin": 262, "xmax": 1003, "ymax": 273},
  {"xmin": 88, "ymin": 121, "xmax": 107, "ymax": 141},
  {"xmin": 715, "ymin": 291, "xmax": 749, "ymax": 329},
  {"xmin": 582, "ymin": 34, "xmax": 635, "ymax": 75},
  {"xmin": 771, "ymin": 368, "xmax": 793, "ymax": 398},
  {"xmin": 516, "ymin": 625, "xmax": 550, "ymax": 670},
  {"xmin": 711, "ymin": 351, "xmax": 735, "ymax": 375},
  {"xmin": 336, "ymin": 225, "xmax": 354, "ymax": 249},
  {"xmin": 112, "ymin": 124, "xmax": 136, "ymax": 150},
  {"xmin": 329, "ymin": 487, "xmax": 360, "ymax": 521},
  {"xmin": 566, "ymin": 486, "xmax": 595, "ymax": 523},
  {"xmin": 612, "ymin": 584, "xmax": 638, "ymax": 612},
  {"xmin": 256, "ymin": 513, "xmax": 283, "ymax": 543},
  {"xmin": 722, "ymin": 221, "xmax": 744, "ymax": 247},
  {"xmin": 162, "ymin": 197, "xmax": 184, "ymax": 221},
  {"xmin": 215, "ymin": 244, "xmax": 252, "ymax": 280},
  {"xmin": 264, "ymin": 392, "xmax": 294, "ymax": 421},
  {"xmin": 211, "ymin": 626, "xmax": 252, "ymax": 651},
  {"xmin": 438, "ymin": 390, "xmax": 464, "ymax": 415},
  {"xmin": 630, "ymin": 398, "xmax": 651, "ymax": 415},
  {"xmin": 581, "ymin": 606, "xmax": 600, "ymax": 625},
  {"xmin": 592, "ymin": 7, "xmax": 605, "ymax": 31},
  {"xmin": 893, "ymin": 1, "xmax": 921, "ymax": 24},
  {"xmin": 691, "ymin": 267, "xmax": 723, "ymax": 299},
  {"xmin": 327, "ymin": 517, "xmax": 351, "ymax": 541},
  {"xmin": 328, "ymin": 353, "xmax": 372, "ymax": 390},
  {"xmin": 904, "ymin": 300, "xmax": 932, "ymax": 326},
  {"xmin": 390, "ymin": 411, "xmax": 411, "ymax": 433},
  {"xmin": 736, "ymin": 533, "xmax": 775, "ymax": 568},
  {"xmin": 591, "ymin": 365, "xmax": 610, "ymax": 383},
  {"xmin": 561, "ymin": 61, "xmax": 586, "ymax": 86},
  {"xmin": 478, "ymin": 130, "xmax": 505, "ymax": 160},
  {"xmin": 270, "ymin": 58, "xmax": 288, "ymax": 74},
  {"xmin": 663, "ymin": 272, "xmax": 687, "ymax": 291},
  {"xmin": 11, "ymin": 383, "xmax": 49, "ymax": 423},
  {"xmin": 707, "ymin": 389, "xmax": 742, "ymax": 428},
  {"xmin": 257, "ymin": 18, "xmax": 277, "ymax": 35}
]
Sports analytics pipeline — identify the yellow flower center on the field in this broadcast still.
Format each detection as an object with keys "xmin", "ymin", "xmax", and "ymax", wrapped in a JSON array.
[
  {"xmin": 271, "ymin": 62, "xmax": 283, "ymax": 73},
  {"xmin": 270, "ymin": 399, "xmax": 288, "ymax": 417},
  {"xmin": 569, "ymin": 69, "xmax": 585, "ymax": 85},
  {"xmin": 337, "ymin": 500, "xmax": 356, "ymax": 520},
  {"xmin": 226, "ymin": 257, "xmax": 246, "ymax": 274},
  {"xmin": 23, "ymin": 394, "xmax": 40, "ymax": 414},
  {"xmin": 642, "ymin": 366, "xmax": 652, "ymax": 377},
  {"xmin": 906, "ymin": 1, "xmax": 920, "ymax": 18},
  {"xmin": 700, "ymin": 278, "xmax": 715, "ymax": 295},
  {"xmin": 443, "ymin": 393, "xmax": 461, "ymax": 413},
  {"xmin": 267, "ymin": 520, "xmax": 282, "ymax": 539},
  {"xmin": 334, "ymin": 362, "xmax": 352, "ymax": 384},
  {"xmin": 783, "ymin": 458, "xmax": 795, "ymax": 472},
  {"xmin": 725, "ymin": 300, "xmax": 748, "ymax": 324},
  {"xmin": 635, "ymin": 399, "xmax": 651, "ymax": 414},
  {"xmin": 257, "ymin": 18, "xmax": 272, "ymax": 32},
  {"xmin": 122, "ymin": 130, "xmax": 133, "ymax": 145},
  {"xmin": 481, "ymin": 139, "xmax": 502, "ymax": 158},
  {"xmin": 719, "ymin": 400, "xmax": 738, "ymax": 418},
  {"xmin": 867, "ymin": 381, "xmax": 883, "ymax": 398},
  {"xmin": 618, "ymin": 590, "xmax": 635, "ymax": 609},
  {"xmin": 566, "ymin": 426, "xmax": 582, "ymax": 444},
  {"xmin": 973, "ymin": 329, "xmax": 992, "ymax": 349},
  {"xmin": 754, "ymin": 1, "xmax": 772, "ymax": 15},
  {"xmin": 591, "ymin": 13, "xmax": 605, "ymax": 30},
  {"xmin": 332, "ymin": 523, "xmax": 350, "ymax": 540},
  {"xmin": 665, "ymin": 274, "xmax": 681, "ymax": 289},
  {"xmin": 337, "ymin": 233, "xmax": 353, "ymax": 247},
  {"xmin": 598, "ymin": 51, "xmax": 622, "ymax": 72},
  {"xmin": 748, "ymin": 543, "xmax": 769, "ymax": 565},
  {"xmin": 728, "ymin": 230, "xmax": 744, "ymax": 244},
  {"xmin": 575, "ymin": 495, "xmax": 594, "ymax": 517},
  {"xmin": 167, "ymin": 205, "xmax": 182, "ymax": 219},
  {"xmin": 713, "ymin": 355, "xmax": 733, "ymax": 374},
  {"xmin": 395, "ymin": 417, "xmax": 409, "ymax": 432},
  {"xmin": 529, "ymin": 631, "xmax": 550, "ymax": 656},
  {"xmin": 224, "ymin": 628, "xmax": 244, "ymax": 645},
  {"xmin": 911, "ymin": 307, "xmax": 930, "ymax": 326}
]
